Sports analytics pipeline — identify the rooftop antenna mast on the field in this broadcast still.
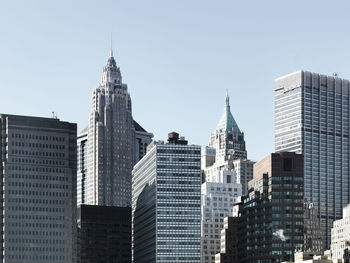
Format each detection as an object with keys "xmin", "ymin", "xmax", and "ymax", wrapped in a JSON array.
[{"xmin": 110, "ymin": 32, "xmax": 113, "ymax": 57}]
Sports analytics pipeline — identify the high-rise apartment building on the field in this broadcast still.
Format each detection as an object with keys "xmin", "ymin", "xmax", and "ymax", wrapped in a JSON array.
[
  {"xmin": 0, "ymin": 114, "xmax": 77, "ymax": 263},
  {"xmin": 77, "ymin": 205, "xmax": 131, "ymax": 263},
  {"xmin": 238, "ymin": 152, "xmax": 304, "ymax": 263},
  {"xmin": 275, "ymin": 70, "xmax": 350, "ymax": 246},
  {"xmin": 132, "ymin": 132, "xmax": 201, "ymax": 263}
]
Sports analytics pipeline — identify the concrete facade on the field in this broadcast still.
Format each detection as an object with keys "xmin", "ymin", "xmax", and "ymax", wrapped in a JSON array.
[{"xmin": 0, "ymin": 114, "xmax": 77, "ymax": 263}]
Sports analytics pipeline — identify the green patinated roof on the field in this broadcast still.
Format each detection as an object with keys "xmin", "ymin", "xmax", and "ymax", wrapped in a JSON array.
[{"xmin": 215, "ymin": 92, "xmax": 242, "ymax": 135}]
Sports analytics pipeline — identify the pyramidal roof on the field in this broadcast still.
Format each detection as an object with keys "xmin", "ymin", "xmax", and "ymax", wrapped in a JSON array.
[{"xmin": 215, "ymin": 92, "xmax": 242, "ymax": 135}]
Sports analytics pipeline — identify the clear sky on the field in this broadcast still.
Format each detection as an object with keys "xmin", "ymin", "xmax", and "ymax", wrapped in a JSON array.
[{"xmin": 1, "ymin": 0, "xmax": 350, "ymax": 161}]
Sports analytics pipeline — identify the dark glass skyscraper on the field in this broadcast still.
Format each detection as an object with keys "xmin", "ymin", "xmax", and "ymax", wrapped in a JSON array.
[{"xmin": 275, "ymin": 70, "xmax": 350, "ymax": 247}]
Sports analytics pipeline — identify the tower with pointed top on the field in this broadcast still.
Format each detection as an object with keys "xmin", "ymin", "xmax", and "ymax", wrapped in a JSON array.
[
  {"xmin": 209, "ymin": 93, "xmax": 247, "ymax": 162},
  {"xmin": 86, "ymin": 51, "xmax": 135, "ymax": 207}
]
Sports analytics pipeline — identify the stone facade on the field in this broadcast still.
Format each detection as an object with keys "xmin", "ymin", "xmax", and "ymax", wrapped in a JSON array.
[
  {"xmin": 87, "ymin": 51, "xmax": 135, "ymax": 207},
  {"xmin": 331, "ymin": 204, "xmax": 350, "ymax": 261}
]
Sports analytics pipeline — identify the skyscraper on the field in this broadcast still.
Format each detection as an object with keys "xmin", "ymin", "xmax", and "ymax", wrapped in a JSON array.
[
  {"xmin": 77, "ymin": 128, "xmax": 87, "ymax": 206},
  {"xmin": 209, "ymin": 92, "xmax": 247, "ymax": 162},
  {"xmin": 275, "ymin": 70, "xmax": 350, "ymax": 246},
  {"xmin": 0, "ymin": 114, "xmax": 77, "ymax": 263},
  {"xmin": 86, "ymin": 50, "xmax": 135, "ymax": 207},
  {"xmin": 132, "ymin": 132, "xmax": 201, "ymax": 263}
]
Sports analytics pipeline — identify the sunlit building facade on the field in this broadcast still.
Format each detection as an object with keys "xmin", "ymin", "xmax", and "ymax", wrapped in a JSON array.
[
  {"xmin": 275, "ymin": 70, "xmax": 350, "ymax": 246},
  {"xmin": 132, "ymin": 133, "xmax": 201, "ymax": 263}
]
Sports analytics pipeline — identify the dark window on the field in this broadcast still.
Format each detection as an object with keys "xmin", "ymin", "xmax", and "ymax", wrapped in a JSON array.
[{"xmin": 283, "ymin": 158, "xmax": 292, "ymax": 171}]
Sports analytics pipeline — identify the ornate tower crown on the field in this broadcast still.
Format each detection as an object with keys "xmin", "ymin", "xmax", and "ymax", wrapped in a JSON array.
[
  {"xmin": 215, "ymin": 92, "xmax": 242, "ymax": 135},
  {"xmin": 102, "ymin": 49, "xmax": 122, "ymax": 85}
]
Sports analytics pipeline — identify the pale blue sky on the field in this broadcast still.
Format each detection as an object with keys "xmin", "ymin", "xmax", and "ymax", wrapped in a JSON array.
[{"xmin": 1, "ymin": 1, "xmax": 350, "ymax": 161}]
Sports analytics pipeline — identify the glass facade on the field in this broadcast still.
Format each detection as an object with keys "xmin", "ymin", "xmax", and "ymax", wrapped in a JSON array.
[
  {"xmin": 132, "ymin": 140, "xmax": 201, "ymax": 263},
  {"xmin": 275, "ymin": 70, "xmax": 350, "ymax": 247}
]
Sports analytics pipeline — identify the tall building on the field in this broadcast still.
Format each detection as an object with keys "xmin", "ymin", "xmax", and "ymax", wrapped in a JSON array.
[
  {"xmin": 275, "ymin": 70, "xmax": 350, "ymax": 246},
  {"xmin": 0, "ymin": 114, "xmax": 77, "ymax": 263},
  {"xmin": 209, "ymin": 92, "xmax": 247, "ymax": 163},
  {"xmin": 77, "ymin": 128, "xmax": 87, "ymax": 206},
  {"xmin": 232, "ymin": 159, "xmax": 254, "ymax": 195},
  {"xmin": 85, "ymin": 51, "xmax": 152, "ymax": 207},
  {"xmin": 134, "ymin": 120, "xmax": 153, "ymax": 163},
  {"xmin": 77, "ymin": 120, "xmax": 152, "ymax": 206},
  {"xmin": 239, "ymin": 152, "xmax": 304, "ymax": 263},
  {"xmin": 201, "ymin": 162, "xmax": 242, "ymax": 263},
  {"xmin": 77, "ymin": 205, "xmax": 131, "ymax": 263},
  {"xmin": 330, "ymin": 203, "xmax": 350, "ymax": 261},
  {"xmin": 132, "ymin": 132, "xmax": 201, "ymax": 263}
]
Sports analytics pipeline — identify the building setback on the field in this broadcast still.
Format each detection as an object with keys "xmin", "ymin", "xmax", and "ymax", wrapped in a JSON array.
[
  {"xmin": 77, "ymin": 120, "xmax": 152, "ymax": 206},
  {"xmin": 132, "ymin": 132, "xmax": 201, "ymax": 263},
  {"xmin": 201, "ymin": 164, "xmax": 242, "ymax": 263},
  {"xmin": 0, "ymin": 114, "xmax": 77, "ymax": 263},
  {"xmin": 275, "ymin": 70, "xmax": 350, "ymax": 246},
  {"xmin": 85, "ymin": 50, "xmax": 152, "ymax": 207},
  {"xmin": 77, "ymin": 205, "xmax": 131, "ymax": 263},
  {"xmin": 238, "ymin": 152, "xmax": 304, "ymax": 263}
]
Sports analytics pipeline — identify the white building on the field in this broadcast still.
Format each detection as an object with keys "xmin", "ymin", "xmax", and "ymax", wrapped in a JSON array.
[
  {"xmin": 201, "ymin": 93, "xmax": 245, "ymax": 263},
  {"xmin": 201, "ymin": 169, "xmax": 242, "ymax": 263},
  {"xmin": 331, "ymin": 204, "xmax": 350, "ymax": 261},
  {"xmin": 232, "ymin": 158, "xmax": 254, "ymax": 195}
]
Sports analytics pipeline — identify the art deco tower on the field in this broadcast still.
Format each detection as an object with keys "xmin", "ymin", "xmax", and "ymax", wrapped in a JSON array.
[{"xmin": 86, "ymin": 50, "xmax": 135, "ymax": 207}]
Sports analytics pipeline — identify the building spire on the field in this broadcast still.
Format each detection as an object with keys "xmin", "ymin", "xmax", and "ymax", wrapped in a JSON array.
[
  {"xmin": 110, "ymin": 33, "xmax": 113, "ymax": 57},
  {"xmin": 225, "ymin": 89, "xmax": 230, "ymax": 110}
]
